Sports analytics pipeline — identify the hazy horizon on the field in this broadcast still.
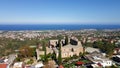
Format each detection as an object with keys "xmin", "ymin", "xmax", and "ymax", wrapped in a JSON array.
[{"xmin": 0, "ymin": 22, "xmax": 120, "ymax": 25}]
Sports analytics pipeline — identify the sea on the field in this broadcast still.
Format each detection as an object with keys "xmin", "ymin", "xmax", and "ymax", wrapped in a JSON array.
[{"xmin": 0, "ymin": 24, "xmax": 120, "ymax": 31}]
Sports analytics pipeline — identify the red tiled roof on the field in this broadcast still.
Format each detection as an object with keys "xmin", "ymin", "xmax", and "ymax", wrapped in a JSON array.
[
  {"xmin": 0, "ymin": 63, "xmax": 7, "ymax": 68},
  {"xmin": 115, "ymin": 48, "xmax": 120, "ymax": 50},
  {"xmin": 76, "ymin": 61, "xmax": 84, "ymax": 65},
  {"xmin": 59, "ymin": 65, "xmax": 64, "ymax": 68},
  {"xmin": 97, "ymin": 63, "xmax": 102, "ymax": 66},
  {"xmin": 25, "ymin": 66, "xmax": 31, "ymax": 68}
]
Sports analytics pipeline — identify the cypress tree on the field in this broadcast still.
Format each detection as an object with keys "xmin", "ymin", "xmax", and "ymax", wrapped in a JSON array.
[
  {"xmin": 65, "ymin": 36, "xmax": 68, "ymax": 45},
  {"xmin": 58, "ymin": 39, "xmax": 62, "ymax": 65},
  {"xmin": 42, "ymin": 41, "xmax": 47, "ymax": 62}
]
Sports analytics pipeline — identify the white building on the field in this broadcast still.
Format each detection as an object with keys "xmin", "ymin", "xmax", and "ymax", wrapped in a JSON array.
[
  {"xmin": 92, "ymin": 56, "xmax": 112, "ymax": 67},
  {"xmin": 13, "ymin": 62, "xmax": 24, "ymax": 68},
  {"xmin": 85, "ymin": 47, "xmax": 100, "ymax": 53},
  {"xmin": 100, "ymin": 59, "xmax": 112, "ymax": 67},
  {"xmin": 49, "ymin": 40, "xmax": 58, "ymax": 48},
  {"xmin": 86, "ymin": 51, "xmax": 112, "ymax": 68},
  {"xmin": 35, "ymin": 63, "xmax": 44, "ymax": 68}
]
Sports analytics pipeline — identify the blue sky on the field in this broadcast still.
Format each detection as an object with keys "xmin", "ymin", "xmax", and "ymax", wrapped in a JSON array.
[{"xmin": 0, "ymin": 0, "xmax": 120, "ymax": 24}]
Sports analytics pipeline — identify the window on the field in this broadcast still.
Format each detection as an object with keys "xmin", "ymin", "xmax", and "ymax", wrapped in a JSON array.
[{"xmin": 71, "ymin": 48, "xmax": 74, "ymax": 52}]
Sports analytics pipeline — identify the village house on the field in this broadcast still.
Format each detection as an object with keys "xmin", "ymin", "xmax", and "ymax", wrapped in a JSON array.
[
  {"xmin": 0, "ymin": 63, "xmax": 8, "ymax": 68},
  {"xmin": 85, "ymin": 47, "xmax": 100, "ymax": 53},
  {"xmin": 49, "ymin": 40, "xmax": 58, "ymax": 48},
  {"xmin": 13, "ymin": 62, "xmax": 25, "ymax": 68},
  {"xmin": 85, "ymin": 51, "xmax": 112, "ymax": 68},
  {"xmin": 113, "ymin": 48, "xmax": 120, "ymax": 55}
]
